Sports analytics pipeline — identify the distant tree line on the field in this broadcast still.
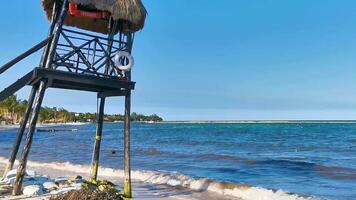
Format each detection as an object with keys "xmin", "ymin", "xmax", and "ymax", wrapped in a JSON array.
[{"xmin": 0, "ymin": 95, "xmax": 163, "ymax": 124}]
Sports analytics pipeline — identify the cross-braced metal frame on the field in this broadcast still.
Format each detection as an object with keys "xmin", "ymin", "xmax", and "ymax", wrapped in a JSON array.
[
  {"xmin": 0, "ymin": 0, "xmax": 135, "ymax": 198},
  {"xmin": 54, "ymin": 28, "xmax": 134, "ymax": 78}
]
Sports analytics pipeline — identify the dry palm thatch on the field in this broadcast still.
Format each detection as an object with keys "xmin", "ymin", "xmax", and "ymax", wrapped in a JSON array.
[{"xmin": 42, "ymin": 0, "xmax": 147, "ymax": 34}]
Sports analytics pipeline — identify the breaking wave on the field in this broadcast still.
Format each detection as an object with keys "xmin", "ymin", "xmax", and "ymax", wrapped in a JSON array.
[{"xmin": 0, "ymin": 157, "xmax": 317, "ymax": 200}]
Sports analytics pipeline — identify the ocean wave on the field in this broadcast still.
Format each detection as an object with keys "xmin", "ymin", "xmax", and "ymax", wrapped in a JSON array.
[
  {"xmin": 133, "ymin": 150, "xmax": 356, "ymax": 181},
  {"xmin": 255, "ymin": 159, "xmax": 356, "ymax": 178},
  {"xmin": 0, "ymin": 157, "xmax": 316, "ymax": 200},
  {"xmin": 255, "ymin": 159, "xmax": 318, "ymax": 168}
]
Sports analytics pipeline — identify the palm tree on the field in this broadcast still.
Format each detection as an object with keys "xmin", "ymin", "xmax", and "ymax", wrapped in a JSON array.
[
  {"xmin": 57, "ymin": 108, "xmax": 69, "ymax": 123},
  {"xmin": 0, "ymin": 101, "xmax": 5, "ymax": 116},
  {"xmin": 2, "ymin": 95, "xmax": 18, "ymax": 124},
  {"xmin": 14, "ymin": 100, "xmax": 28, "ymax": 123}
]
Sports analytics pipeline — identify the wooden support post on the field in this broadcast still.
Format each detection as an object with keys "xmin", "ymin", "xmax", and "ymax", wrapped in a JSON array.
[
  {"xmin": 104, "ymin": 20, "xmax": 117, "ymax": 75},
  {"xmin": 89, "ymin": 20, "xmax": 117, "ymax": 182},
  {"xmin": 2, "ymin": 86, "xmax": 37, "ymax": 179},
  {"xmin": 12, "ymin": 80, "xmax": 47, "ymax": 195},
  {"xmin": 90, "ymin": 97, "xmax": 105, "ymax": 182},
  {"xmin": 39, "ymin": 0, "xmax": 59, "ymax": 68},
  {"xmin": 123, "ymin": 32, "xmax": 133, "ymax": 199},
  {"xmin": 45, "ymin": 0, "xmax": 68, "ymax": 70},
  {"xmin": 123, "ymin": 90, "xmax": 132, "ymax": 198},
  {"xmin": 12, "ymin": 0, "xmax": 68, "ymax": 195}
]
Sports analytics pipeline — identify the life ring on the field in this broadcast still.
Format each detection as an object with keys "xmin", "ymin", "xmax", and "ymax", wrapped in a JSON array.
[{"xmin": 114, "ymin": 51, "xmax": 134, "ymax": 72}]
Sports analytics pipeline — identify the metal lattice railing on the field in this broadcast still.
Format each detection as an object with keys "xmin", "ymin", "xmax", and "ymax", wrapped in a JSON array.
[{"xmin": 53, "ymin": 28, "xmax": 133, "ymax": 78}]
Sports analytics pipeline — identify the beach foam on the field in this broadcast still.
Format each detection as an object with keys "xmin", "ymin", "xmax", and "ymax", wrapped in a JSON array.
[{"xmin": 0, "ymin": 157, "xmax": 316, "ymax": 200}]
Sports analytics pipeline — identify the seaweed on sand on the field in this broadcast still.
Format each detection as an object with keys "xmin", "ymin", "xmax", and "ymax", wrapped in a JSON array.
[{"xmin": 50, "ymin": 180, "xmax": 124, "ymax": 200}]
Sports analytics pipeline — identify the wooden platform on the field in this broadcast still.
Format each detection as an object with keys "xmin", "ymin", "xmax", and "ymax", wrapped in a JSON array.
[{"xmin": 0, "ymin": 67, "xmax": 135, "ymax": 101}]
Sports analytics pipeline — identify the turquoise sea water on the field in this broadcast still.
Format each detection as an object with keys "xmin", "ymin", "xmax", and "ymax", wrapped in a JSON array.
[{"xmin": 0, "ymin": 123, "xmax": 355, "ymax": 199}]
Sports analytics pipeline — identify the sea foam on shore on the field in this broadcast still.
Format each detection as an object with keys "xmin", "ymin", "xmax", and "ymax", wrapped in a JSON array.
[{"xmin": 0, "ymin": 157, "xmax": 316, "ymax": 200}]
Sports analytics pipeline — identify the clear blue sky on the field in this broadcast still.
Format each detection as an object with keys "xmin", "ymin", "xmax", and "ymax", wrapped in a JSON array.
[{"xmin": 1, "ymin": 0, "xmax": 356, "ymax": 121}]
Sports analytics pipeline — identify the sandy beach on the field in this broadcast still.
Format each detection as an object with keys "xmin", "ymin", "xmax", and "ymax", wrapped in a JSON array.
[{"xmin": 0, "ymin": 122, "xmax": 90, "ymax": 131}]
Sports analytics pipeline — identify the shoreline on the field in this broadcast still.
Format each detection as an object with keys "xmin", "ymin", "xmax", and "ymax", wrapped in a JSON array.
[
  {"xmin": 0, "ymin": 157, "xmax": 315, "ymax": 200},
  {"xmin": 0, "ymin": 122, "xmax": 90, "ymax": 131},
  {"xmin": 0, "ymin": 159, "xmax": 241, "ymax": 200},
  {"xmin": 2, "ymin": 120, "xmax": 356, "ymax": 130},
  {"xmin": 158, "ymin": 120, "xmax": 356, "ymax": 124}
]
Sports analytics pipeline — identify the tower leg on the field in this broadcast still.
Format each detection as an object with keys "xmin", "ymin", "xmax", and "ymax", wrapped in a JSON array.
[
  {"xmin": 89, "ymin": 19, "xmax": 116, "ymax": 182},
  {"xmin": 90, "ymin": 97, "xmax": 105, "ymax": 182},
  {"xmin": 2, "ymin": 86, "xmax": 37, "ymax": 179},
  {"xmin": 123, "ymin": 91, "xmax": 132, "ymax": 198},
  {"xmin": 10, "ymin": 0, "xmax": 67, "ymax": 195},
  {"xmin": 12, "ymin": 80, "xmax": 47, "ymax": 195}
]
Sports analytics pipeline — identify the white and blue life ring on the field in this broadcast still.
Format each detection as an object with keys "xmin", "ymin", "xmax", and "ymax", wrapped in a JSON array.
[{"xmin": 114, "ymin": 51, "xmax": 134, "ymax": 72}]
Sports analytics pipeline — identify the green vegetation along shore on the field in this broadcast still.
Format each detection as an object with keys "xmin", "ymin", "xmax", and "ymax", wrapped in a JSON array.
[{"xmin": 0, "ymin": 95, "xmax": 163, "ymax": 124}]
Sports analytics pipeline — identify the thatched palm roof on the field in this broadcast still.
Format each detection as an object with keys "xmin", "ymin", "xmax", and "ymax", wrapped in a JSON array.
[{"xmin": 42, "ymin": 0, "xmax": 147, "ymax": 34}]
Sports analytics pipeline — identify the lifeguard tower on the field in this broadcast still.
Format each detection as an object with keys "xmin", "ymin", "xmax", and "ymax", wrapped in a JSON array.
[{"xmin": 0, "ymin": 0, "xmax": 146, "ymax": 197}]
